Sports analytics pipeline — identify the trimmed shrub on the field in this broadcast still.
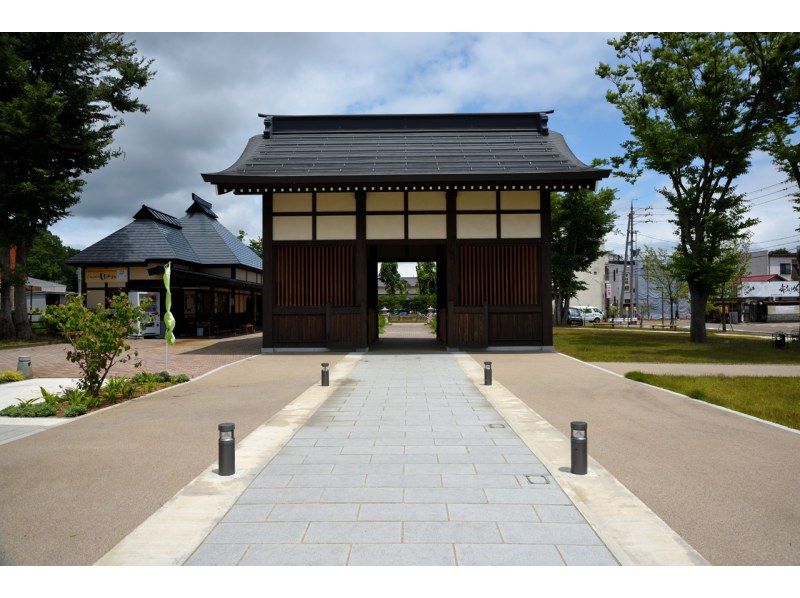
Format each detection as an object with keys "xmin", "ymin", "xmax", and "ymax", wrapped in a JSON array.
[
  {"xmin": 0, "ymin": 370, "xmax": 25, "ymax": 384},
  {"xmin": 63, "ymin": 404, "xmax": 87, "ymax": 417},
  {"xmin": 0, "ymin": 402, "xmax": 57, "ymax": 417}
]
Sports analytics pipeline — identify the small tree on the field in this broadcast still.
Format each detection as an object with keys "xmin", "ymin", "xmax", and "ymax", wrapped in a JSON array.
[
  {"xmin": 40, "ymin": 293, "xmax": 151, "ymax": 396},
  {"xmin": 715, "ymin": 238, "xmax": 751, "ymax": 331},
  {"xmin": 238, "ymin": 230, "xmax": 263, "ymax": 258},
  {"xmin": 641, "ymin": 247, "xmax": 688, "ymax": 325},
  {"xmin": 551, "ymin": 187, "xmax": 616, "ymax": 324},
  {"xmin": 379, "ymin": 262, "xmax": 406, "ymax": 295}
]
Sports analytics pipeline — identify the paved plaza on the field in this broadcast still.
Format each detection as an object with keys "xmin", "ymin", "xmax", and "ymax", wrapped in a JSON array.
[
  {"xmin": 187, "ymin": 354, "xmax": 617, "ymax": 566},
  {"xmin": 0, "ymin": 333, "xmax": 262, "ymax": 379}
]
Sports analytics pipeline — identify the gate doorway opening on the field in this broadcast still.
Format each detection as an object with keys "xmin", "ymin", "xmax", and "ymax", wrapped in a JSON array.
[{"xmin": 367, "ymin": 244, "xmax": 446, "ymax": 352}]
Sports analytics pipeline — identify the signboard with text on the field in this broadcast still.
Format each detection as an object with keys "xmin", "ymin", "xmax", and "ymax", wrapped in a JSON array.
[
  {"xmin": 739, "ymin": 280, "xmax": 799, "ymax": 299},
  {"xmin": 85, "ymin": 268, "xmax": 128, "ymax": 283}
]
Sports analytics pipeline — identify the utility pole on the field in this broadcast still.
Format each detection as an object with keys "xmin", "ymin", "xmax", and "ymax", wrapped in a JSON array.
[{"xmin": 620, "ymin": 204, "xmax": 632, "ymax": 325}]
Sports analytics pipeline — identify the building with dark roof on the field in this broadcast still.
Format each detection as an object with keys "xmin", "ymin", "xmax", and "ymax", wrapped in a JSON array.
[
  {"xmin": 68, "ymin": 195, "xmax": 262, "ymax": 337},
  {"xmin": 202, "ymin": 111, "xmax": 609, "ymax": 351}
]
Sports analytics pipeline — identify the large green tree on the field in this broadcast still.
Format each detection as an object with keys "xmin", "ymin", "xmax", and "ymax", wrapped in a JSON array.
[
  {"xmin": 416, "ymin": 261, "xmax": 436, "ymax": 296},
  {"xmin": 598, "ymin": 33, "xmax": 800, "ymax": 342},
  {"xmin": 551, "ymin": 187, "xmax": 616, "ymax": 324},
  {"xmin": 0, "ymin": 33, "xmax": 154, "ymax": 339},
  {"xmin": 26, "ymin": 230, "xmax": 80, "ymax": 290},
  {"xmin": 378, "ymin": 262, "xmax": 405, "ymax": 295}
]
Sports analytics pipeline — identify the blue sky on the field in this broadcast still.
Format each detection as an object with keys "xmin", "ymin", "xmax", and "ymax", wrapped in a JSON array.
[{"xmin": 52, "ymin": 33, "xmax": 798, "ymax": 276}]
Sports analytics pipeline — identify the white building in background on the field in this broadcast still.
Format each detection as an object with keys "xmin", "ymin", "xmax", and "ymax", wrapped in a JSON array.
[
  {"xmin": 573, "ymin": 253, "xmax": 608, "ymax": 310},
  {"xmin": 23, "ymin": 277, "xmax": 68, "ymax": 322},
  {"xmin": 747, "ymin": 248, "xmax": 798, "ymax": 280}
]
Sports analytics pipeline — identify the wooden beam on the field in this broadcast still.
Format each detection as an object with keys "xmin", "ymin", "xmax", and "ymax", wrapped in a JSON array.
[
  {"xmin": 445, "ymin": 189, "xmax": 458, "ymax": 348},
  {"xmin": 540, "ymin": 190, "xmax": 553, "ymax": 347},
  {"xmin": 262, "ymin": 192, "xmax": 274, "ymax": 350},
  {"xmin": 355, "ymin": 190, "xmax": 367, "ymax": 348}
]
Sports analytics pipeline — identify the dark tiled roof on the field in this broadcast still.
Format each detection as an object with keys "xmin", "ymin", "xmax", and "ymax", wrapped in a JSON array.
[
  {"xmin": 202, "ymin": 112, "xmax": 610, "ymax": 188},
  {"xmin": 186, "ymin": 193, "xmax": 218, "ymax": 218},
  {"xmin": 67, "ymin": 197, "xmax": 262, "ymax": 271},
  {"xmin": 179, "ymin": 212, "xmax": 262, "ymax": 270},
  {"xmin": 134, "ymin": 204, "xmax": 183, "ymax": 228}
]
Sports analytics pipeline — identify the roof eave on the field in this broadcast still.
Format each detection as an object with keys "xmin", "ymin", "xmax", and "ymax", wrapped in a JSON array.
[{"xmin": 202, "ymin": 169, "xmax": 611, "ymax": 188}]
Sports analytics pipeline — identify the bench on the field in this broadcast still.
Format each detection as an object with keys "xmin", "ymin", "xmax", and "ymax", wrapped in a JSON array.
[{"xmin": 651, "ymin": 324, "xmax": 678, "ymax": 330}]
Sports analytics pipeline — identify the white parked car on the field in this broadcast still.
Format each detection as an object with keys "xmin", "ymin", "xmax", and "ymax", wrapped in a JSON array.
[{"xmin": 574, "ymin": 305, "xmax": 604, "ymax": 323}]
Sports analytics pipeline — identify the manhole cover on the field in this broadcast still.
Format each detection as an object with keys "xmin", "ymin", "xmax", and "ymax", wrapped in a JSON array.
[{"xmin": 486, "ymin": 423, "xmax": 506, "ymax": 429}]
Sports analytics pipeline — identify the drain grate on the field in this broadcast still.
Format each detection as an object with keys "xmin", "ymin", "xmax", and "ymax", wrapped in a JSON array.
[{"xmin": 486, "ymin": 423, "xmax": 506, "ymax": 429}]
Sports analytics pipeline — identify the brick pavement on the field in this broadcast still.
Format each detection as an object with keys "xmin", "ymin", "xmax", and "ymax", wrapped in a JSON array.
[
  {"xmin": 0, "ymin": 334, "xmax": 262, "ymax": 379},
  {"xmin": 187, "ymin": 354, "xmax": 617, "ymax": 566}
]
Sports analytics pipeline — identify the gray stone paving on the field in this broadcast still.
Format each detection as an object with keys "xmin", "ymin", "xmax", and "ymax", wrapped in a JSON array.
[
  {"xmin": 187, "ymin": 354, "xmax": 618, "ymax": 566},
  {"xmin": 0, "ymin": 424, "xmax": 45, "ymax": 444}
]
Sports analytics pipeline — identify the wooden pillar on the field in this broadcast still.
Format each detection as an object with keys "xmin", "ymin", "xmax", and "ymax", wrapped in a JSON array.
[
  {"xmin": 262, "ymin": 192, "xmax": 274, "ymax": 351},
  {"xmin": 355, "ymin": 190, "xmax": 367, "ymax": 349},
  {"xmin": 540, "ymin": 190, "xmax": 554, "ymax": 347},
  {"xmin": 445, "ymin": 189, "xmax": 458, "ymax": 349}
]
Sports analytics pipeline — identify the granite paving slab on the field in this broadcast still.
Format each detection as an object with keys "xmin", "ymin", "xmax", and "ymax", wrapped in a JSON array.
[{"xmin": 186, "ymin": 354, "xmax": 618, "ymax": 565}]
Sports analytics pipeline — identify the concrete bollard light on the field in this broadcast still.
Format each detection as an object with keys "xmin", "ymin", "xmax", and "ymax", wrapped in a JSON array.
[
  {"xmin": 484, "ymin": 361, "xmax": 492, "ymax": 386},
  {"xmin": 17, "ymin": 356, "xmax": 33, "ymax": 379},
  {"xmin": 570, "ymin": 421, "xmax": 588, "ymax": 475},
  {"xmin": 321, "ymin": 362, "xmax": 330, "ymax": 387},
  {"xmin": 218, "ymin": 422, "xmax": 235, "ymax": 476}
]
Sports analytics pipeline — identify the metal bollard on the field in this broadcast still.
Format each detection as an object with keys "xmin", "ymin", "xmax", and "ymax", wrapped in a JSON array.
[
  {"xmin": 321, "ymin": 362, "xmax": 330, "ymax": 387},
  {"xmin": 570, "ymin": 421, "xmax": 588, "ymax": 475},
  {"xmin": 17, "ymin": 356, "xmax": 33, "ymax": 379},
  {"xmin": 484, "ymin": 361, "xmax": 492, "ymax": 386},
  {"xmin": 218, "ymin": 422, "xmax": 235, "ymax": 476}
]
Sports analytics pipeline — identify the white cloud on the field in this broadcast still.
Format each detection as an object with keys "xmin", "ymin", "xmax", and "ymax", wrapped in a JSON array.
[{"xmin": 51, "ymin": 32, "xmax": 797, "ymax": 257}]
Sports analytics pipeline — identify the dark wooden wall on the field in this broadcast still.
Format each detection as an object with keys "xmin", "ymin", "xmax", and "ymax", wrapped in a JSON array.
[
  {"xmin": 458, "ymin": 243, "xmax": 539, "ymax": 306},
  {"xmin": 262, "ymin": 189, "xmax": 553, "ymax": 350},
  {"xmin": 275, "ymin": 245, "xmax": 354, "ymax": 307}
]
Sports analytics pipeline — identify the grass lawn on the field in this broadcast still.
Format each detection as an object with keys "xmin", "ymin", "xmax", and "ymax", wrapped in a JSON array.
[
  {"xmin": 554, "ymin": 327, "xmax": 800, "ymax": 364},
  {"xmin": 625, "ymin": 372, "xmax": 800, "ymax": 430}
]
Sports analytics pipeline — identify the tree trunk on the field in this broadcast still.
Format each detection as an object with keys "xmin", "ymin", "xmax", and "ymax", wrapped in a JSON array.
[
  {"xmin": 553, "ymin": 290, "xmax": 563, "ymax": 325},
  {"xmin": 688, "ymin": 284, "xmax": 709, "ymax": 343},
  {"xmin": 0, "ymin": 245, "xmax": 15, "ymax": 339},
  {"xmin": 12, "ymin": 240, "xmax": 32, "ymax": 340},
  {"xmin": 669, "ymin": 296, "xmax": 675, "ymax": 326}
]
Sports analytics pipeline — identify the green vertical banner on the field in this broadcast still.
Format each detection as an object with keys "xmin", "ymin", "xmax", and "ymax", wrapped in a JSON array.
[{"xmin": 163, "ymin": 261, "xmax": 176, "ymax": 345}]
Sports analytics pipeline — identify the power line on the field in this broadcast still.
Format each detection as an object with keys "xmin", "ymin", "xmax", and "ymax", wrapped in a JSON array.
[
  {"xmin": 750, "ymin": 232, "xmax": 800, "ymax": 246},
  {"xmin": 740, "ymin": 179, "xmax": 792, "ymax": 196},
  {"xmin": 748, "ymin": 192, "xmax": 797, "ymax": 208},
  {"xmin": 638, "ymin": 232, "xmax": 678, "ymax": 244}
]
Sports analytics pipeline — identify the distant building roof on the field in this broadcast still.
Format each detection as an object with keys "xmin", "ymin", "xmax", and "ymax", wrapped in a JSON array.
[
  {"xmin": 67, "ymin": 195, "xmax": 262, "ymax": 271},
  {"xmin": 739, "ymin": 274, "xmax": 788, "ymax": 283},
  {"xmin": 26, "ymin": 277, "xmax": 67, "ymax": 293},
  {"xmin": 203, "ymin": 111, "xmax": 611, "ymax": 193}
]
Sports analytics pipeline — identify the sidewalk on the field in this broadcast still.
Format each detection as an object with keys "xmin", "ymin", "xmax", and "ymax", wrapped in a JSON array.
[
  {"xmin": 187, "ymin": 354, "xmax": 618, "ymax": 566},
  {"xmin": 0, "ymin": 333, "xmax": 262, "ymax": 379},
  {"xmin": 0, "ymin": 353, "xmax": 344, "ymax": 565},
  {"xmin": 471, "ymin": 351, "xmax": 800, "ymax": 565}
]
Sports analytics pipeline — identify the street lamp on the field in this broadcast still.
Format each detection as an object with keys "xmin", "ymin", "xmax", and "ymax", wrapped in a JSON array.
[
  {"xmin": 218, "ymin": 422, "xmax": 235, "ymax": 476},
  {"xmin": 570, "ymin": 421, "xmax": 588, "ymax": 475},
  {"xmin": 321, "ymin": 362, "xmax": 330, "ymax": 387}
]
